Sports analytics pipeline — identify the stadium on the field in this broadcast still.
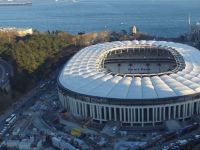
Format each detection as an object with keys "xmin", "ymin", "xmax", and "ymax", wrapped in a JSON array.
[{"xmin": 58, "ymin": 40, "xmax": 200, "ymax": 127}]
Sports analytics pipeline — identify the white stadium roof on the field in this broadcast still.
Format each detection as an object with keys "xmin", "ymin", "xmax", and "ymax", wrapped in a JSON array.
[{"xmin": 59, "ymin": 41, "xmax": 200, "ymax": 100}]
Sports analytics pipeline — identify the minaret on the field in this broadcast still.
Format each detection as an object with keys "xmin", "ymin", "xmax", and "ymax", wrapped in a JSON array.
[
  {"xmin": 188, "ymin": 15, "xmax": 191, "ymax": 33},
  {"xmin": 187, "ymin": 15, "xmax": 192, "ymax": 41}
]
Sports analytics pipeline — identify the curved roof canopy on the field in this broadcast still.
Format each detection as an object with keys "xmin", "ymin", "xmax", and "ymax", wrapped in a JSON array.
[{"xmin": 59, "ymin": 41, "xmax": 200, "ymax": 100}]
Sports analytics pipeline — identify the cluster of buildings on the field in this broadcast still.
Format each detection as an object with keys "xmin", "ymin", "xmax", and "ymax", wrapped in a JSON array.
[
  {"xmin": 0, "ymin": 113, "xmax": 43, "ymax": 150},
  {"xmin": 2, "ymin": 137, "xmax": 43, "ymax": 150},
  {"xmin": 51, "ymin": 136, "xmax": 89, "ymax": 150}
]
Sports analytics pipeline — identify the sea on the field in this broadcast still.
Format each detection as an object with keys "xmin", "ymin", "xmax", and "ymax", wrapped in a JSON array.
[{"xmin": 0, "ymin": 0, "xmax": 200, "ymax": 37}]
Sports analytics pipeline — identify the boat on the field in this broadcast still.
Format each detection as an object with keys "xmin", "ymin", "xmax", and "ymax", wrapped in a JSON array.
[{"xmin": 0, "ymin": 0, "xmax": 32, "ymax": 6}]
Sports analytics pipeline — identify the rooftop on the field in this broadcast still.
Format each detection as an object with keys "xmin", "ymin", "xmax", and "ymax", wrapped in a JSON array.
[{"xmin": 59, "ymin": 40, "xmax": 200, "ymax": 100}]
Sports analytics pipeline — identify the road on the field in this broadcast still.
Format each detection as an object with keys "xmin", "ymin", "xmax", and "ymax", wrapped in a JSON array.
[
  {"xmin": 0, "ymin": 83, "xmax": 41, "ymax": 131},
  {"xmin": 0, "ymin": 67, "xmax": 60, "ymax": 132},
  {"xmin": 0, "ymin": 58, "xmax": 13, "ymax": 89}
]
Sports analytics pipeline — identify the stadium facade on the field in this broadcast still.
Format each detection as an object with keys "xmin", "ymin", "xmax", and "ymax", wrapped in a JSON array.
[{"xmin": 58, "ymin": 40, "xmax": 200, "ymax": 127}]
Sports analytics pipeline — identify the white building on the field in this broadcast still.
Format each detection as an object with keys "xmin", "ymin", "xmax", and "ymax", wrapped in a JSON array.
[
  {"xmin": 18, "ymin": 139, "xmax": 32, "ymax": 150},
  {"xmin": 52, "ymin": 137, "xmax": 76, "ymax": 150},
  {"xmin": 131, "ymin": 25, "xmax": 137, "ymax": 35},
  {"xmin": 0, "ymin": 27, "xmax": 33, "ymax": 36}
]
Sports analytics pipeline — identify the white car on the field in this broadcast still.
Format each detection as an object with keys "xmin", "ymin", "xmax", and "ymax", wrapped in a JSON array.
[
  {"xmin": 177, "ymin": 139, "xmax": 188, "ymax": 146},
  {"xmin": 162, "ymin": 146, "xmax": 169, "ymax": 150},
  {"xmin": 195, "ymin": 135, "xmax": 200, "ymax": 139}
]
